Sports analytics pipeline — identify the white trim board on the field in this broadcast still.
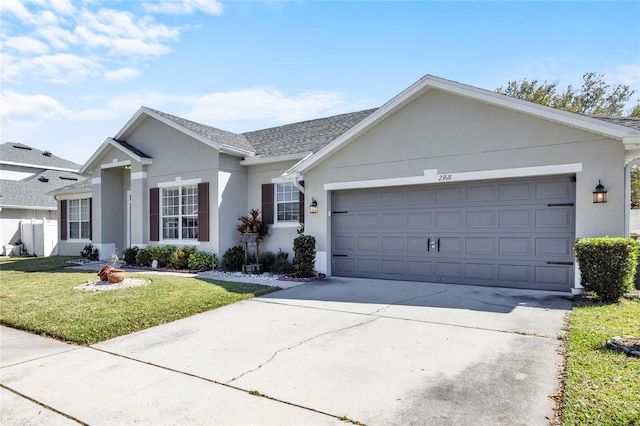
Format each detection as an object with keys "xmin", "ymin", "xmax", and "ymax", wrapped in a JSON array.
[{"xmin": 324, "ymin": 163, "xmax": 583, "ymax": 191}]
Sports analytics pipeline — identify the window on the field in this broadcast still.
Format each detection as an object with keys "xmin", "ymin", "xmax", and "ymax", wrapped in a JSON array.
[
  {"xmin": 161, "ymin": 185, "xmax": 198, "ymax": 240},
  {"xmin": 68, "ymin": 198, "xmax": 90, "ymax": 240},
  {"xmin": 276, "ymin": 182, "xmax": 300, "ymax": 222}
]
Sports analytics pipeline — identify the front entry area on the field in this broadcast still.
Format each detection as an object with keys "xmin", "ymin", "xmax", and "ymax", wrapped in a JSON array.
[{"xmin": 331, "ymin": 175, "xmax": 576, "ymax": 291}]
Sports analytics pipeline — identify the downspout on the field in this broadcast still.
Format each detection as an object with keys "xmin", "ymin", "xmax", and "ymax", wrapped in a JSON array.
[
  {"xmin": 625, "ymin": 158, "xmax": 640, "ymax": 237},
  {"xmin": 289, "ymin": 173, "xmax": 305, "ymax": 194}
]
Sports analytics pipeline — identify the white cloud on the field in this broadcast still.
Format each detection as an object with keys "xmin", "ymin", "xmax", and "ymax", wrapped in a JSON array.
[
  {"xmin": 0, "ymin": 90, "xmax": 71, "ymax": 118},
  {"xmin": 1, "ymin": 1, "xmax": 186, "ymax": 84},
  {"xmin": 104, "ymin": 68, "xmax": 142, "ymax": 82},
  {"xmin": 606, "ymin": 64, "xmax": 640, "ymax": 88},
  {"xmin": 3, "ymin": 53, "xmax": 104, "ymax": 84},
  {"xmin": 142, "ymin": 0, "xmax": 225, "ymax": 16},
  {"xmin": 4, "ymin": 36, "xmax": 50, "ymax": 55}
]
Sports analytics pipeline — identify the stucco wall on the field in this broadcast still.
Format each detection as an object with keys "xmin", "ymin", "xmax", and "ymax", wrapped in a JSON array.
[
  {"xmin": 0, "ymin": 208, "xmax": 56, "ymax": 250},
  {"xmin": 303, "ymin": 89, "xmax": 626, "ymax": 274},
  {"xmin": 246, "ymin": 160, "xmax": 300, "ymax": 258}
]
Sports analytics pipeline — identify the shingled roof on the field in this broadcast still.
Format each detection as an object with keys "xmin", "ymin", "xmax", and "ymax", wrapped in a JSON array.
[
  {"xmin": 0, "ymin": 143, "xmax": 81, "ymax": 171},
  {"xmin": 588, "ymin": 115, "xmax": 640, "ymax": 131},
  {"xmin": 242, "ymin": 109, "xmax": 378, "ymax": 157},
  {"xmin": 147, "ymin": 108, "xmax": 256, "ymax": 153},
  {"xmin": 0, "ymin": 169, "xmax": 87, "ymax": 209}
]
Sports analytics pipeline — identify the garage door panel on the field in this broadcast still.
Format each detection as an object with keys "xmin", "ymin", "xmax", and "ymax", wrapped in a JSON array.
[
  {"xmin": 407, "ymin": 212, "xmax": 432, "ymax": 228},
  {"xmin": 381, "ymin": 236, "xmax": 405, "ymax": 252},
  {"xmin": 500, "ymin": 182, "xmax": 532, "ymax": 200},
  {"xmin": 380, "ymin": 259, "xmax": 405, "ymax": 275},
  {"xmin": 466, "ymin": 210, "xmax": 496, "ymax": 228},
  {"xmin": 466, "ymin": 263, "xmax": 495, "ymax": 281},
  {"xmin": 435, "ymin": 211, "xmax": 463, "ymax": 228},
  {"xmin": 499, "ymin": 237, "xmax": 531, "ymax": 256},
  {"xmin": 536, "ymin": 238, "xmax": 572, "ymax": 256},
  {"xmin": 537, "ymin": 179, "xmax": 572, "ymax": 199},
  {"xmin": 498, "ymin": 264, "xmax": 531, "ymax": 283},
  {"xmin": 499, "ymin": 210, "xmax": 533, "ymax": 228},
  {"xmin": 334, "ymin": 214, "xmax": 356, "ymax": 231},
  {"xmin": 407, "ymin": 237, "xmax": 429, "ymax": 253},
  {"xmin": 536, "ymin": 208, "xmax": 572, "ymax": 227},
  {"xmin": 466, "ymin": 185, "xmax": 496, "ymax": 202},
  {"xmin": 536, "ymin": 266, "xmax": 571, "ymax": 286},
  {"xmin": 438, "ymin": 237, "xmax": 463, "ymax": 254},
  {"xmin": 466, "ymin": 237, "xmax": 495, "ymax": 254},
  {"xmin": 435, "ymin": 262, "xmax": 463, "ymax": 279},
  {"xmin": 406, "ymin": 261, "xmax": 433, "ymax": 277},
  {"xmin": 334, "ymin": 236, "xmax": 355, "ymax": 252},
  {"xmin": 356, "ymin": 214, "xmax": 379, "ymax": 229},
  {"xmin": 357, "ymin": 258, "xmax": 378, "ymax": 274},
  {"xmin": 381, "ymin": 213, "xmax": 405, "ymax": 228},
  {"xmin": 332, "ymin": 176, "xmax": 575, "ymax": 291},
  {"xmin": 357, "ymin": 236, "xmax": 379, "ymax": 252}
]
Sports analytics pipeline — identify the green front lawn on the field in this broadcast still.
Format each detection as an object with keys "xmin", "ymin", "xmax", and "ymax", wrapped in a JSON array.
[
  {"xmin": 562, "ymin": 296, "xmax": 640, "ymax": 425},
  {"xmin": 0, "ymin": 256, "xmax": 277, "ymax": 345}
]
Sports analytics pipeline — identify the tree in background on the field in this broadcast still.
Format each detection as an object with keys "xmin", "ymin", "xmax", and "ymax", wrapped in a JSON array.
[
  {"xmin": 498, "ymin": 72, "xmax": 640, "ymax": 208},
  {"xmin": 496, "ymin": 72, "xmax": 639, "ymax": 117}
]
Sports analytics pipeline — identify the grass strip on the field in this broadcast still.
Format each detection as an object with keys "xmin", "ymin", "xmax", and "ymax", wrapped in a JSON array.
[{"xmin": 0, "ymin": 257, "xmax": 277, "ymax": 345}]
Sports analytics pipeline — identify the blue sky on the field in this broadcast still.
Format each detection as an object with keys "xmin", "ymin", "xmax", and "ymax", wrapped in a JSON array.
[{"xmin": 2, "ymin": 0, "xmax": 639, "ymax": 165}]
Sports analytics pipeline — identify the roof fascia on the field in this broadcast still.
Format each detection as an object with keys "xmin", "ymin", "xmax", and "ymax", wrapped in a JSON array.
[
  {"xmin": 0, "ymin": 160, "xmax": 79, "ymax": 173},
  {"xmin": 0, "ymin": 204, "xmax": 57, "ymax": 211},
  {"xmin": 287, "ymin": 74, "xmax": 640, "ymax": 176},
  {"xmin": 239, "ymin": 152, "xmax": 311, "ymax": 166}
]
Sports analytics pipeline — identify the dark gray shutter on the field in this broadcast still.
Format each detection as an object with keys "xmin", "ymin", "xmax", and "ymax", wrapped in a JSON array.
[
  {"xmin": 60, "ymin": 200, "xmax": 67, "ymax": 241},
  {"xmin": 262, "ymin": 183, "xmax": 274, "ymax": 224},
  {"xmin": 150, "ymin": 188, "xmax": 159, "ymax": 241},
  {"xmin": 198, "ymin": 182, "xmax": 209, "ymax": 242}
]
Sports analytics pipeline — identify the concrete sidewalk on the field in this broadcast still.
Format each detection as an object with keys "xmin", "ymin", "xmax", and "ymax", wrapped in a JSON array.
[{"xmin": 1, "ymin": 278, "xmax": 572, "ymax": 425}]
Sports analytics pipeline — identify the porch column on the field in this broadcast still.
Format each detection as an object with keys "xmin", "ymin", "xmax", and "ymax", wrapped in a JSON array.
[{"xmin": 130, "ymin": 166, "xmax": 148, "ymax": 247}]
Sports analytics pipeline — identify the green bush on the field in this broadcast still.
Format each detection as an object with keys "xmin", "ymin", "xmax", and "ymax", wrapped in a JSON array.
[
  {"xmin": 122, "ymin": 247, "xmax": 139, "ymax": 266},
  {"xmin": 170, "ymin": 248, "xmax": 190, "ymax": 270},
  {"xmin": 574, "ymin": 237, "xmax": 638, "ymax": 301},
  {"xmin": 268, "ymin": 249, "xmax": 292, "ymax": 275},
  {"xmin": 188, "ymin": 251, "xmax": 217, "ymax": 271},
  {"xmin": 293, "ymin": 235, "xmax": 316, "ymax": 278},
  {"xmin": 220, "ymin": 246, "xmax": 246, "ymax": 272},
  {"xmin": 136, "ymin": 249, "xmax": 153, "ymax": 267},
  {"xmin": 259, "ymin": 251, "xmax": 277, "ymax": 272}
]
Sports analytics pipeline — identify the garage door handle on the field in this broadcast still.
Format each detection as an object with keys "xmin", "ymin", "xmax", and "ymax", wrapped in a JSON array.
[
  {"xmin": 547, "ymin": 261, "xmax": 574, "ymax": 265},
  {"xmin": 427, "ymin": 238, "xmax": 431, "ymax": 252},
  {"xmin": 547, "ymin": 203, "xmax": 575, "ymax": 207},
  {"xmin": 437, "ymin": 238, "xmax": 441, "ymax": 252},
  {"xmin": 333, "ymin": 254, "xmax": 348, "ymax": 257}
]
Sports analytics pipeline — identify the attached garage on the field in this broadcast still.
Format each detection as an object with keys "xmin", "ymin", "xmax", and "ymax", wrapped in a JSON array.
[{"xmin": 331, "ymin": 175, "xmax": 575, "ymax": 291}]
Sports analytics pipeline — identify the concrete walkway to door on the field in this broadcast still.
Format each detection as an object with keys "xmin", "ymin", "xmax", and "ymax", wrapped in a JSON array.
[{"xmin": 1, "ymin": 278, "xmax": 572, "ymax": 425}]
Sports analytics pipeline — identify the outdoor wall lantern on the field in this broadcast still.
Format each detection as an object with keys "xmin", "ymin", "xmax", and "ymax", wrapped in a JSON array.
[
  {"xmin": 309, "ymin": 197, "xmax": 318, "ymax": 214},
  {"xmin": 592, "ymin": 180, "xmax": 608, "ymax": 203}
]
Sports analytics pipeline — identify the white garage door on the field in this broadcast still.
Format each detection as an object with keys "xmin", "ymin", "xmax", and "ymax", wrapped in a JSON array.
[{"xmin": 331, "ymin": 176, "xmax": 575, "ymax": 291}]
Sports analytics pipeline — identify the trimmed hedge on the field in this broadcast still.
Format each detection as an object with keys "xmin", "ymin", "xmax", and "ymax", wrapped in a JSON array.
[
  {"xmin": 293, "ymin": 235, "xmax": 316, "ymax": 278},
  {"xmin": 574, "ymin": 237, "xmax": 638, "ymax": 301}
]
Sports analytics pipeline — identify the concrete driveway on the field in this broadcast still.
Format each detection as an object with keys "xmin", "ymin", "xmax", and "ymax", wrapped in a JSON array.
[{"xmin": 1, "ymin": 277, "xmax": 571, "ymax": 425}]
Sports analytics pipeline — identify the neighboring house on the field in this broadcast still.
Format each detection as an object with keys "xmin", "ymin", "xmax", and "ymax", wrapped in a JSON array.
[
  {"xmin": 52, "ymin": 75, "xmax": 640, "ymax": 293},
  {"xmin": 0, "ymin": 143, "xmax": 86, "ymax": 256}
]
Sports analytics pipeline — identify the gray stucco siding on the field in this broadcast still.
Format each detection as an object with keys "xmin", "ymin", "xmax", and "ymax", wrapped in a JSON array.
[{"xmin": 302, "ymin": 90, "xmax": 626, "ymax": 284}]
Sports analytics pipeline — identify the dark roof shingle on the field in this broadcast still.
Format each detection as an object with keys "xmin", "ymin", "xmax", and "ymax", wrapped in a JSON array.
[
  {"xmin": 0, "ymin": 143, "xmax": 82, "ymax": 171},
  {"xmin": 1, "ymin": 170, "xmax": 88, "ymax": 209},
  {"xmin": 242, "ymin": 109, "xmax": 378, "ymax": 157},
  {"xmin": 148, "ymin": 108, "xmax": 255, "ymax": 153}
]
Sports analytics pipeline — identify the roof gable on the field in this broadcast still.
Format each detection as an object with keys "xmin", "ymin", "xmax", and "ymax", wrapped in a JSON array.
[
  {"xmin": 285, "ymin": 75, "xmax": 640, "ymax": 176},
  {"xmin": 80, "ymin": 138, "xmax": 153, "ymax": 174}
]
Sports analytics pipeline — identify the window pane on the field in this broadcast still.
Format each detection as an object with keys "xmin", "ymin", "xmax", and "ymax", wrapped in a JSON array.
[
  {"xmin": 163, "ymin": 217, "xmax": 179, "ymax": 239},
  {"xmin": 80, "ymin": 222, "xmax": 90, "ymax": 239},
  {"xmin": 275, "ymin": 183, "xmax": 299, "ymax": 222},
  {"xmin": 182, "ymin": 217, "xmax": 198, "ymax": 239},
  {"xmin": 69, "ymin": 222, "xmax": 79, "ymax": 239}
]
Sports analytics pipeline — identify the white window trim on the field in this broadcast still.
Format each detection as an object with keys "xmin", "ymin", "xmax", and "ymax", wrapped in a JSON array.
[
  {"xmin": 67, "ymin": 197, "xmax": 91, "ymax": 241},
  {"xmin": 274, "ymin": 182, "xmax": 300, "ymax": 225},
  {"xmin": 159, "ymin": 184, "xmax": 199, "ymax": 242}
]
